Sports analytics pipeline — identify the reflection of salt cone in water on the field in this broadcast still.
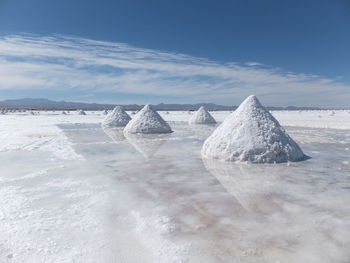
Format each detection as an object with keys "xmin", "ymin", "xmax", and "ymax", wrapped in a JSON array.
[
  {"xmin": 203, "ymin": 159, "xmax": 284, "ymax": 213},
  {"xmin": 125, "ymin": 133, "xmax": 169, "ymax": 158},
  {"xmin": 188, "ymin": 124, "xmax": 217, "ymax": 140},
  {"xmin": 103, "ymin": 127, "xmax": 125, "ymax": 142}
]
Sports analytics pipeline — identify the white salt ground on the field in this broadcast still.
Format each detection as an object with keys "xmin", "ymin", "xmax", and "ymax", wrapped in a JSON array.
[
  {"xmin": 124, "ymin": 105, "xmax": 172, "ymax": 134},
  {"xmin": 0, "ymin": 114, "xmax": 101, "ymax": 160},
  {"xmin": 202, "ymin": 95, "xmax": 305, "ymax": 163},
  {"xmin": 0, "ymin": 109, "xmax": 348, "ymax": 161},
  {"xmin": 271, "ymin": 110, "xmax": 350, "ymax": 130},
  {"xmin": 0, "ymin": 152, "xmax": 113, "ymax": 263},
  {"xmin": 156, "ymin": 110, "xmax": 350, "ymax": 130},
  {"xmin": 0, "ymin": 112, "xmax": 350, "ymax": 262},
  {"xmin": 188, "ymin": 106, "xmax": 216, "ymax": 124}
]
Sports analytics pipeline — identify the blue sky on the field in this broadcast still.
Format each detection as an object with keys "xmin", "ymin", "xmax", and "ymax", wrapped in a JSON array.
[{"xmin": 0, "ymin": 0, "xmax": 349, "ymax": 107}]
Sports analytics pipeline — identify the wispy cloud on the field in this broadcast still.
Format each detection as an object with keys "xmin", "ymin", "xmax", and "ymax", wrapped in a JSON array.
[{"xmin": 0, "ymin": 34, "xmax": 349, "ymax": 107}]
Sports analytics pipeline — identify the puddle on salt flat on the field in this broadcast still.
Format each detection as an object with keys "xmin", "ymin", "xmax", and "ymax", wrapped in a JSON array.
[{"xmin": 58, "ymin": 123, "xmax": 350, "ymax": 263}]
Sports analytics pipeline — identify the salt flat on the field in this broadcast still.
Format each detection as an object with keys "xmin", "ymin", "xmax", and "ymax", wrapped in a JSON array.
[{"xmin": 0, "ymin": 110, "xmax": 350, "ymax": 262}]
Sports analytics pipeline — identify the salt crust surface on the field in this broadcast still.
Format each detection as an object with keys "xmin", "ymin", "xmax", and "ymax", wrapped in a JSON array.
[
  {"xmin": 0, "ymin": 111, "xmax": 350, "ymax": 262},
  {"xmin": 0, "ymin": 109, "xmax": 348, "ymax": 162}
]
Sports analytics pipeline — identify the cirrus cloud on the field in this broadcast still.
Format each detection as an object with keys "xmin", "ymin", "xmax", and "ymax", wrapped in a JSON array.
[{"xmin": 0, "ymin": 34, "xmax": 349, "ymax": 107}]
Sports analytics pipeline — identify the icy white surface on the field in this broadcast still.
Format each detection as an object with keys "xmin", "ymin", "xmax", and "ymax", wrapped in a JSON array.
[
  {"xmin": 124, "ymin": 105, "xmax": 172, "ymax": 134},
  {"xmin": 102, "ymin": 106, "xmax": 131, "ymax": 127},
  {"xmin": 0, "ymin": 115, "xmax": 89, "ymax": 160},
  {"xmin": 189, "ymin": 106, "xmax": 216, "ymax": 124},
  {"xmin": 202, "ymin": 95, "xmax": 305, "ymax": 163},
  {"xmin": 0, "ymin": 110, "xmax": 350, "ymax": 262},
  {"xmin": 271, "ymin": 110, "xmax": 350, "ymax": 130},
  {"xmin": 156, "ymin": 110, "xmax": 350, "ymax": 130}
]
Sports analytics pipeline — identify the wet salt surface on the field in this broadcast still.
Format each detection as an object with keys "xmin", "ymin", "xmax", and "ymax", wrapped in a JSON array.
[
  {"xmin": 1, "ymin": 121, "xmax": 350, "ymax": 262},
  {"xmin": 62, "ymin": 123, "xmax": 350, "ymax": 262}
]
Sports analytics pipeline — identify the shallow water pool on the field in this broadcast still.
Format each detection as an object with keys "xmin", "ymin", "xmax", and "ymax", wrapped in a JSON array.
[{"xmin": 1, "ymin": 122, "xmax": 350, "ymax": 263}]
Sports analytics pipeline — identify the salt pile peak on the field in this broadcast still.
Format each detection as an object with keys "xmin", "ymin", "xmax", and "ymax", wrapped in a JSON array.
[
  {"xmin": 124, "ymin": 104, "xmax": 172, "ymax": 134},
  {"xmin": 202, "ymin": 95, "xmax": 305, "ymax": 163},
  {"xmin": 189, "ymin": 106, "xmax": 216, "ymax": 124},
  {"xmin": 102, "ymin": 106, "xmax": 131, "ymax": 127}
]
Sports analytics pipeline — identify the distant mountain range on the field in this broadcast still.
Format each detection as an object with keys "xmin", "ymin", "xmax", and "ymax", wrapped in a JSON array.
[{"xmin": 0, "ymin": 98, "xmax": 324, "ymax": 111}]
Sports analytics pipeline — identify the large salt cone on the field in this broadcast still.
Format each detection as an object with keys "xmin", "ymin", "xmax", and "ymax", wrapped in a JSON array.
[
  {"xmin": 124, "ymin": 104, "xmax": 172, "ymax": 134},
  {"xmin": 188, "ymin": 106, "xmax": 216, "ymax": 125},
  {"xmin": 124, "ymin": 133, "xmax": 169, "ymax": 159},
  {"xmin": 202, "ymin": 95, "xmax": 306, "ymax": 163},
  {"xmin": 102, "ymin": 106, "xmax": 131, "ymax": 128}
]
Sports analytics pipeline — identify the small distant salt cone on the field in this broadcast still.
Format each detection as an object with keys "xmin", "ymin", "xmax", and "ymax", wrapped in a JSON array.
[
  {"xmin": 202, "ymin": 95, "xmax": 305, "ymax": 163},
  {"xmin": 124, "ymin": 104, "xmax": 172, "ymax": 134},
  {"xmin": 103, "ymin": 109, "xmax": 108, "ymax": 115},
  {"xmin": 77, "ymin": 109, "xmax": 86, "ymax": 115},
  {"xmin": 102, "ymin": 106, "xmax": 131, "ymax": 128},
  {"xmin": 189, "ymin": 106, "xmax": 216, "ymax": 124}
]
